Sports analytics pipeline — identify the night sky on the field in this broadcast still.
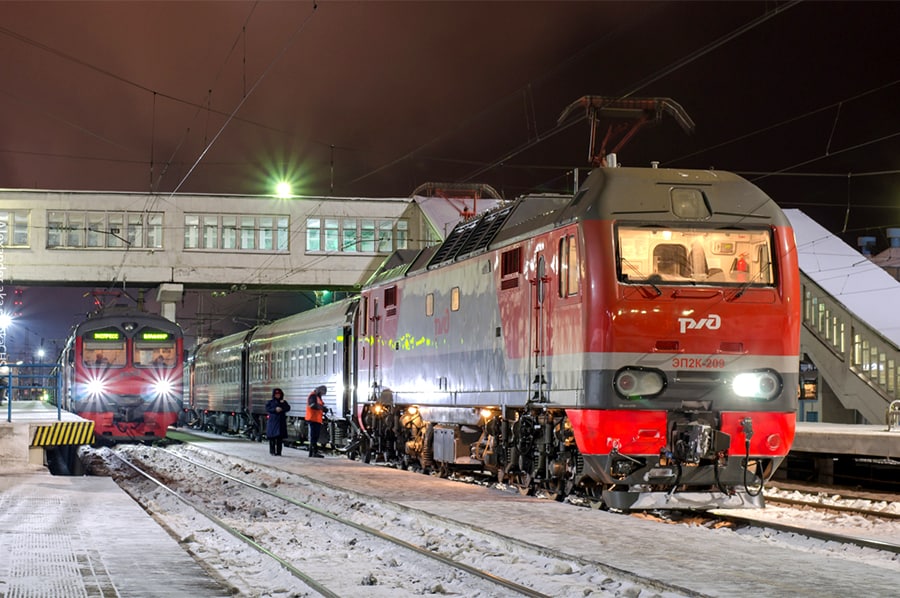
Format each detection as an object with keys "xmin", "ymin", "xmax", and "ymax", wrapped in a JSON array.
[{"xmin": 1, "ymin": 1, "xmax": 899, "ymax": 359}]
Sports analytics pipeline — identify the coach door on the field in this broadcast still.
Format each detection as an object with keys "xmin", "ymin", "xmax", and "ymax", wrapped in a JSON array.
[{"xmin": 530, "ymin": 253, "xmax": 549, "ymax": 402}]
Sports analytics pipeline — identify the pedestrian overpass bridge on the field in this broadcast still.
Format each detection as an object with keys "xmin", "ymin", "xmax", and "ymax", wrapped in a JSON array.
[
  {"xmin": 787, "ymin": 209, "xmax": 900, "ymax": 427},
  {"xmin": 0, "ymin": 190, "xmax": 897, "ymax": 426}
]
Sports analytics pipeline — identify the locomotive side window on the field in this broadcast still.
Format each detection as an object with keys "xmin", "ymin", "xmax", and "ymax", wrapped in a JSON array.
[
  {"xmin": 558, "ymin": 234, "xmax": 579, "ymax": 297},
  {"xmin": 451, "ymin": 287, "xmax": 460, "ymax": 311},
  {"xmin": 426, "ymin": 293, "xmax": 434, "ymax": 317},
  {"xmin": 500, "ymin": 247, "xmax": 522, "ymax": 290},
  {"xmin": 617, "ymin": 225, "xmax": 775, "ymax": 286},
  {"xmin": 385, "ymin": 286, "xmax": 398, "ymax": 318}
]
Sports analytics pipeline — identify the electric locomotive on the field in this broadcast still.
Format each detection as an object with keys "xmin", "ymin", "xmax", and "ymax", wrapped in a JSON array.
[
  {"xmin": 357, "ymin": 164, "xmax": 800, "ymax": 510},
  {"xmin": 59, "ymin": 307, "xmax": 184, "ymax": 443}
]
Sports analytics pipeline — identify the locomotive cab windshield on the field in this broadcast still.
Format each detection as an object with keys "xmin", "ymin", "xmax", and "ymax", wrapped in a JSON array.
[{"xmin": 617, "ymin": 225, "xmax": 775, "ymax": 286}]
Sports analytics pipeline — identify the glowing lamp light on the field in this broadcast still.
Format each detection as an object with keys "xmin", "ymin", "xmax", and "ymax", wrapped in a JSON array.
[
  {"xmin": 732, "ymin": 370, "xmax": 781, "ymax": 400},
  {"xmin": 0, "ymin": 313, "xmax": 12, "ymax": 330},
  {"xmin": 152, "ymin": 378, "xmax": 175, "ymax": 398},
  {"xmin": 85, "ymin": 378, "xmax": 107, "ymax": 397},
  {"xmin": 275, "ymin": 181, "xmax": 293, "ymax": 198}
]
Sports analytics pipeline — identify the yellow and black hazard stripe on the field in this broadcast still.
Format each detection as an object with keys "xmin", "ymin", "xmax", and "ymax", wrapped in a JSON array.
[{"xmin": 31, "ymin": 421, "xmax": 95, "ymax": 447}]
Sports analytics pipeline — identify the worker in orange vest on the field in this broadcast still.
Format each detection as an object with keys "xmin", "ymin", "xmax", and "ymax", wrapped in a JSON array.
[{"xmin": 306, "ymin": 385, "xmax": 327, "ymax": 458}]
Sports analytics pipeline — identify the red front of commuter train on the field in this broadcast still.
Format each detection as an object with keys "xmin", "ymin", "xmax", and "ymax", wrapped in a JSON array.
[{"xmin": 64, "ymin": 310, "xmax": 184, "ymax": 442}]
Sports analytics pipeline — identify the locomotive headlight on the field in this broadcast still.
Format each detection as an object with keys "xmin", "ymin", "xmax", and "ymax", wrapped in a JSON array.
[
  {"xmin": 613, "ymin": 367, "xmax": 666, "ymax": 399},
  {"xmin": 732, "ymin": 370, "xmax": 782, "ymax": 400}
]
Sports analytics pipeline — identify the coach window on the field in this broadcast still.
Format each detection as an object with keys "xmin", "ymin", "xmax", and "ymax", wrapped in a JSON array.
[
  {"xmin": 451, "ymin": 287, "xmax": 460, "ymax": 311},
  {"xmin": 426, "ymin": 293, "xmax": 434, "ymax": 317}
]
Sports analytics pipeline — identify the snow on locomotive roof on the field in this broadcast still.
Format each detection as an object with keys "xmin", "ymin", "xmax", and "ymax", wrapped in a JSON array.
[{"xmin": 786, "ymin": 209, "xmax": 900, "ymax": 346}]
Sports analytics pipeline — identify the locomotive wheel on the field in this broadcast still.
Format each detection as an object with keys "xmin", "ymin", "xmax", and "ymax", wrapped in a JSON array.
[{"xmin": 513, "ymin": 472, "xmax": 533, "ymax": 496}]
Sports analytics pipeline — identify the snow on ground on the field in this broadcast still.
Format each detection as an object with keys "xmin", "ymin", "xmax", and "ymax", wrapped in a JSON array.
[{"xmin": 84, "ymin": 445, "xmax": 900, "ymax": 596}]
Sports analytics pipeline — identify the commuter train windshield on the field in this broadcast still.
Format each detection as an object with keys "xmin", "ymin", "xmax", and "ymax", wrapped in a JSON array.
[{"xmin": 617, "ymin": 225, "xmax": 775, "ymax": 286}]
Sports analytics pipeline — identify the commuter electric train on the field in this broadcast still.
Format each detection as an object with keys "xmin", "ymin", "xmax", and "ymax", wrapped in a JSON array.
[
  {"xmin": 186, "ymin": 162, "xmax": 801, "ymax": 511},
  {"xmin": 59, "ymin": 308, "xmax": 184, "ymax": 442}
]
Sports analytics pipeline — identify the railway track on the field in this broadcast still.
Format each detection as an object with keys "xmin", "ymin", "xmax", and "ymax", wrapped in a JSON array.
[
  {"xmin": 97, "ymin": 443, "xmax": 699, "ymax": 598},
  {"xmin": 108, "ymin": 447, "xmax": 550, "ymax": 597},
  {"xmin": 713, "ymin": 511, "xmax": 900, "ymax": 554},
  {"xmin": 765, "ymin": 494, "xmax": 900, "ymax": 521}
]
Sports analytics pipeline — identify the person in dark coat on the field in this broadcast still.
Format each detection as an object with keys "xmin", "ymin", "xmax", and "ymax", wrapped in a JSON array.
[
  {"xmin": 266, "ymin": 388, "xmax": 290, "ymax": 456},
  {"xmin": 305, "ymin": 385, "xmax": 327, "ymax": 457}
]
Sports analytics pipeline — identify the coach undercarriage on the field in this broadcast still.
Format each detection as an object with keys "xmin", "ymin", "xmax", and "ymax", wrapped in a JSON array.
[{"xmin": 357, "ymin": 404, "xmax": 774, "ymax": 510}]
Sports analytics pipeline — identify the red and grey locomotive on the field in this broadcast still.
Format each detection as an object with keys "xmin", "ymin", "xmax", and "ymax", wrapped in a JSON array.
[
  {"xmin": 188, "ymin": 163, "xmax": 800, "ymax": 511},
  {"xmin": 357, "ymin": 164, "xmax": 800, "ymax": 510}
]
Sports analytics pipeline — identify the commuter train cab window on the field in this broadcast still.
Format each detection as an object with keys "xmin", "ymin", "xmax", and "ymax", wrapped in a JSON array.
[
  {"xmin": 617, "ymin": 225, "xmax": 775, "ymax": 286},
  {"xmin": 83, "ymin": 329, "xmax": 126, "ymax": 367}
]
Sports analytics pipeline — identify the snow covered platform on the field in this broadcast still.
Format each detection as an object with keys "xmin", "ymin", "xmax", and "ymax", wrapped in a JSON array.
[
  {"xmin": 1, "ymin": 400, "xmax": 94, "ymax": 472},
  {"xmin": 793, "ymin": 422, "xmax": 900, "ymax": 458},
  {"xmin": 193, "ymin": 439, "xmax": 899, "ymax": 598},
  {"xmin": 0, "ymin": 471, "xmax": 229, "ymax": 597}
]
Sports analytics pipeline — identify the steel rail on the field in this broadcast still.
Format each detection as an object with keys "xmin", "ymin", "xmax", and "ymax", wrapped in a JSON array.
[
  {"xmin": 157, "ymin": 447, "xmax": 554, "ymax": 598},
  {"xmin": 716, "ymin": 513, "xmax": 900, "ymax": 554},
  {"xmin": 765, "ymin": 495, "xmax": 900, "ymax": 521},
  {"xmin": 111, "ymin": 451, "xmax": 340, "ymax": 598}
]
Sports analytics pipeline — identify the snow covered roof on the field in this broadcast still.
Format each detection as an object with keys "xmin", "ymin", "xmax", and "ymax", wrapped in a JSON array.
[
  {"xmin": 412, "ymin": 194, "xmax": 503, "ymax": 240},
  {"xmin": 786, "ymin": 209, "xmax": 900, "ymax": 346}
]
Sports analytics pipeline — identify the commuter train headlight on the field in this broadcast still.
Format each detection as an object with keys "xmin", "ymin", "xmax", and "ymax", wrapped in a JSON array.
[
  {"xmin": 152, "ymin": 378, "xmax": 175, "ymax": 397},
  {"xmin": 732, "ymin": 369, "xmax": 782, "ymax": 400},
  {"xmin": 613, "ymin": 367, "xmax": 666, "ymax": 399},
  {"xmin": 85, "ymin": 378, "xmax": 107, "ymax": 397}
]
